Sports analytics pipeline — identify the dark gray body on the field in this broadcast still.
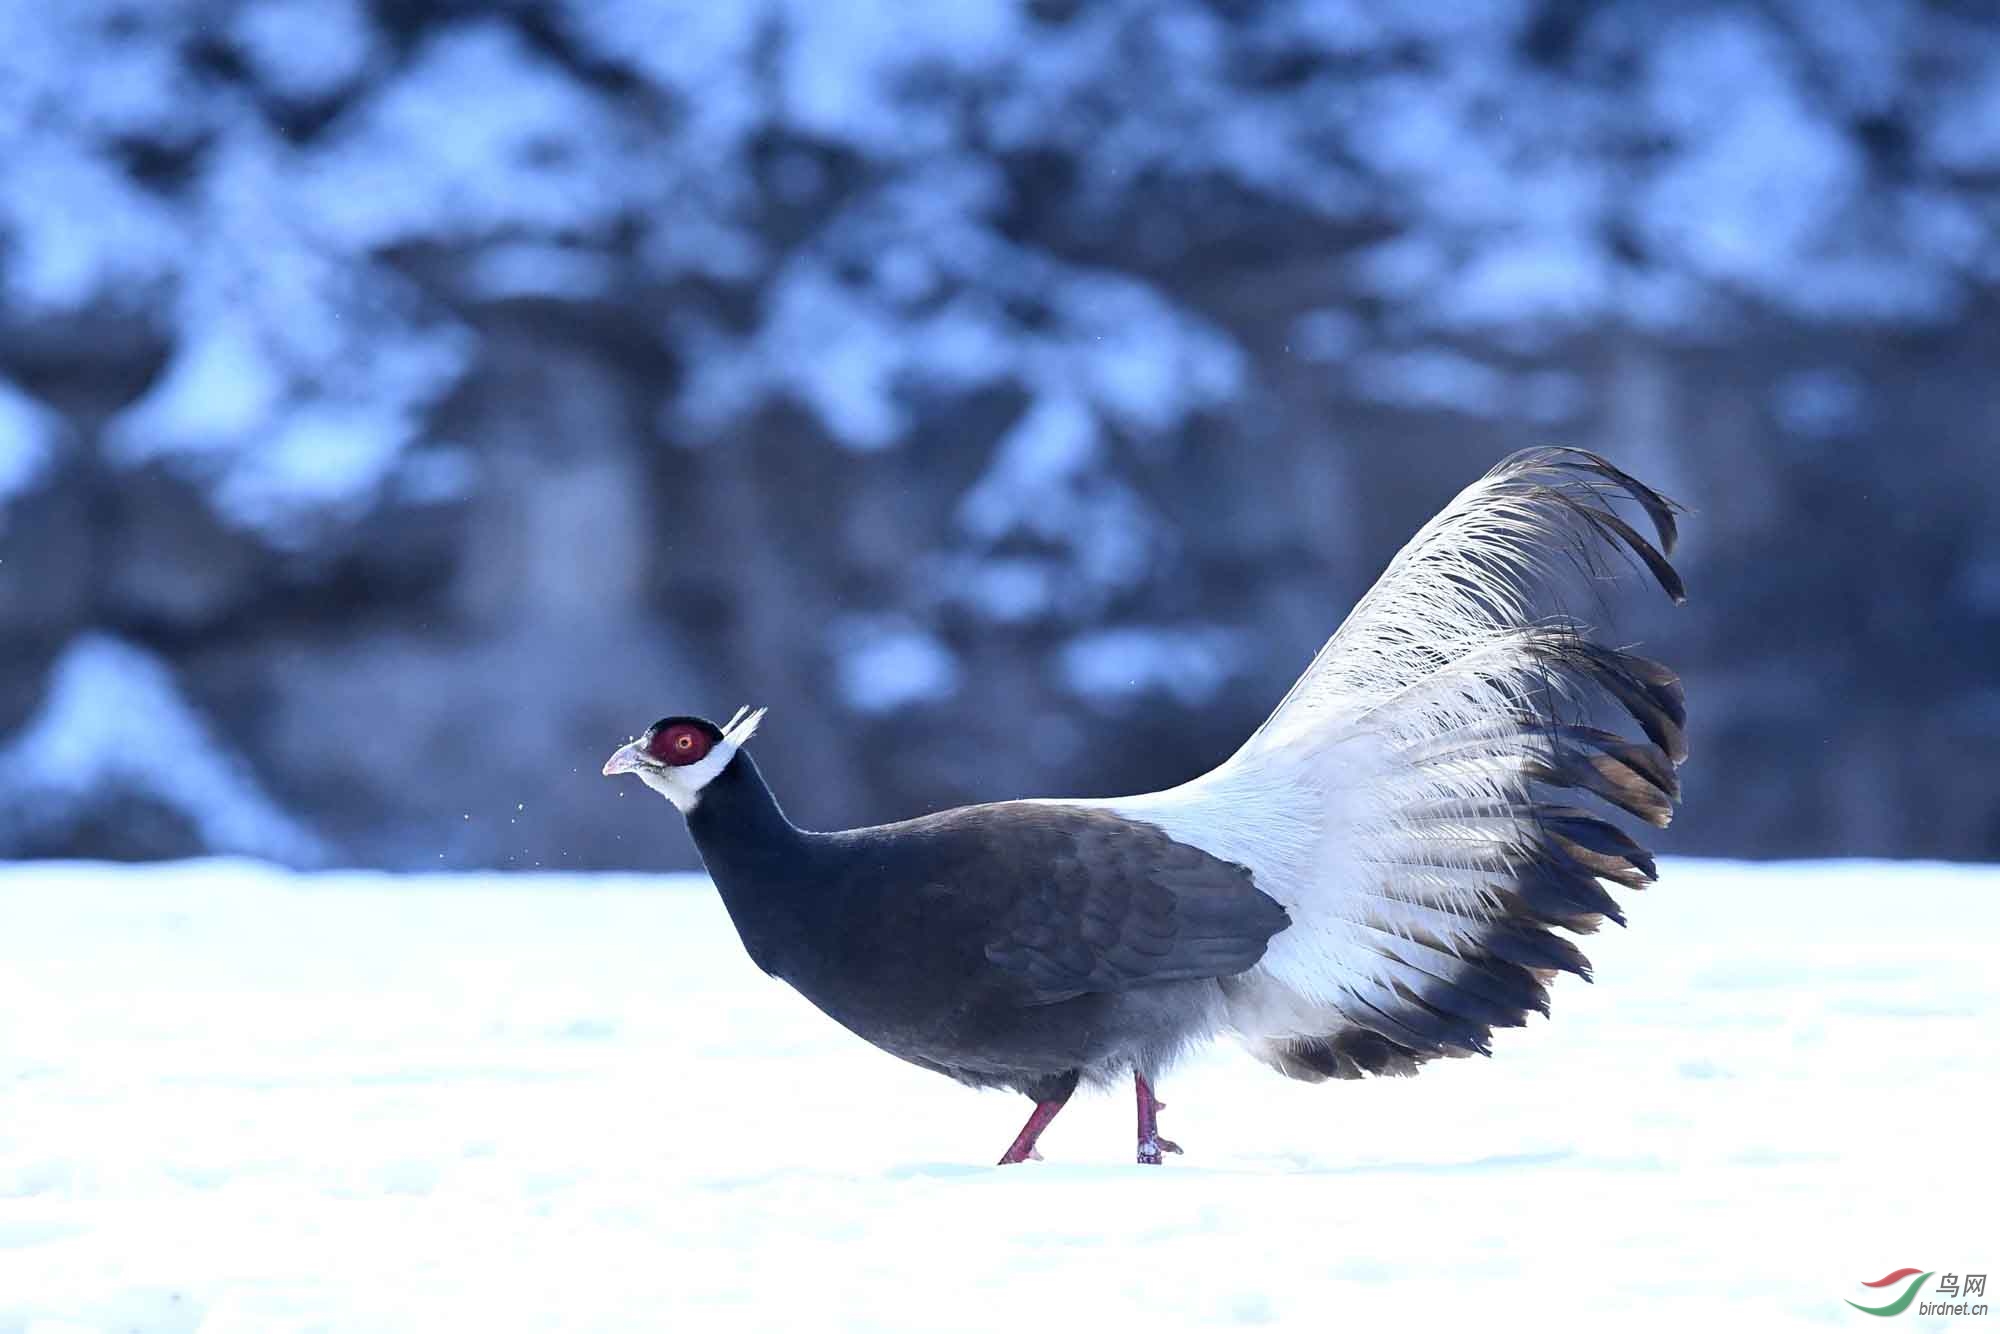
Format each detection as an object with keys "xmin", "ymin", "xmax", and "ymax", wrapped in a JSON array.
[{"xmin": 684, "ymin": 755, "xmax": 1290, "ymax": 1101}]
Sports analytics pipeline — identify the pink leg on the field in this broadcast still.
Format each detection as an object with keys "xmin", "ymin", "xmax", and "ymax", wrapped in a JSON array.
[
  {"xmin": 997, "ymin": 1093, "xmax": 1072, "ymax": 1165},
  {"xmin": 1135, "ymin": 1073, "xmax": 1183, "ymax": 1165}
]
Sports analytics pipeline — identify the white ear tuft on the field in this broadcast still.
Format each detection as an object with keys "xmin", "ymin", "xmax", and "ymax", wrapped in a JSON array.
[{"xmin": 722, "ymin": 706, "xmax": 767, "ymax": 749}]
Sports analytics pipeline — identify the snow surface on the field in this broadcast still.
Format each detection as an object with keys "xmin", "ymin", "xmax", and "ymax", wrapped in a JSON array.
[
  {"xmin": 831, "ymin": 616, "xmax": 962, "ymax": 716},
  {"xmin": 2, "ymin": 857, "xmax": 1992, "ymax": 1331},
  {"xmin": 1061, "ymin": 626, "xmax": 1248, "ymax": 709},
  {"xmin": 228, "ymin": 0, "xmax": 377, "ymax": 104},
  {"xmin": 0, "ymin": 637, "xmax": 324, "ymax": 866},
  {"xmin": 0, "ymin": 378, "xmax": 63, "ymax": 519}
]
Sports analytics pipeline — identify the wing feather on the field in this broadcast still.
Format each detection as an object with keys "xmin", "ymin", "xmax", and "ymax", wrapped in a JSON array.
[
  {"xmin": 1075, "ymin": 449, "xmax": 1687, "ymax": 1077},
  {"xmin": 978, "ymin": 807, "xmax": 1291, "ymax": 1005}
]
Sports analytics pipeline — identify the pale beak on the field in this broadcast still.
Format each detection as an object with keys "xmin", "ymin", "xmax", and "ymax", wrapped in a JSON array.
[{"xmin": 602, "ymin": 741, "xmax": 649, "ymax": 777}]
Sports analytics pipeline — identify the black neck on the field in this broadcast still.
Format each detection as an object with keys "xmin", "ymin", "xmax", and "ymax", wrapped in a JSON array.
[
  {"xmin": 683, "ymin": 750, "xmax": 821, "ymax": 978},
  {"xmin": 684, "ymin": 751, "xmax": 813, "ymax": 885}
]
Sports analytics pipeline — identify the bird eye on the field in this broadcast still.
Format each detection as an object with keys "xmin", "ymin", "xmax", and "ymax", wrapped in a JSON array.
[{"xmin": 646, "ymin": 722, "xmax": 713, "ymax": 767}]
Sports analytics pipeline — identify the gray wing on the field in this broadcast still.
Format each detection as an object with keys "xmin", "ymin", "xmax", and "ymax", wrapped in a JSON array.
[{"xmin": 978, "ymin": 806, "xmax": 1291, "ymax": 1005}]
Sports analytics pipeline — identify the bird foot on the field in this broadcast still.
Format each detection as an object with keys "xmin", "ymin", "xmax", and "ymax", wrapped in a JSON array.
[
  {"xmin": 1133, "ymin": 1073, "xmax": 1180, "ymax": 1164},
  {"xmin": 997, "ymin": 1094, "xmax": 1071, "ymax": 1165}
]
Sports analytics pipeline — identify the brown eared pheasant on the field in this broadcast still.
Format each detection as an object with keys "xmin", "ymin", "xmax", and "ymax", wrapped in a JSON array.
[{"xmin": 603, "ymin": 449, "xmax": 1688, "ymax": 1166}]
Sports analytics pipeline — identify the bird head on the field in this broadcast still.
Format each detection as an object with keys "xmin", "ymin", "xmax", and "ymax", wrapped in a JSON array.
[{"xmin": 601, "ymin": 706, "xmax": 767, "ymax": 813}]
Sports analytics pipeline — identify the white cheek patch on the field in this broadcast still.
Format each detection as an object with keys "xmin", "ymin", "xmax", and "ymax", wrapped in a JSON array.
[
  {"xmin": 645, "ymin": 707, "xmax": 767, "ymax": 813},
  {"xmin": 637, "ymin": 766, "xmax": 697, "ymax": 812}
]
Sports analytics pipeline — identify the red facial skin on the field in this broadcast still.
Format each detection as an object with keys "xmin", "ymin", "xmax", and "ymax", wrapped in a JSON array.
[{"xmin": 647, "ymin": 724, "xmax": 713, "ymax": 767}]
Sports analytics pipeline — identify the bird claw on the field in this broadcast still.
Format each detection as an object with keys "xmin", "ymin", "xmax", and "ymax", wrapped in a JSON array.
[{"xmin": 1133, "ymin": 1073, "xmax": 1180, "ymax": 1164}]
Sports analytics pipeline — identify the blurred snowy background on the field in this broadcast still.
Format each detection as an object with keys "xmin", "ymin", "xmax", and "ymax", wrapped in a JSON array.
[{"xmin": 2, "ymin": 0, "xmax": 1997, "ymax": 871}]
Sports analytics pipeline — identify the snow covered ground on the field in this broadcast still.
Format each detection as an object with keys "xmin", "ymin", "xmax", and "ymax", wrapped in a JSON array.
[{"xmin": 2, "ymin": 857, "xmax": 1993, "ymax": 1332}]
